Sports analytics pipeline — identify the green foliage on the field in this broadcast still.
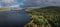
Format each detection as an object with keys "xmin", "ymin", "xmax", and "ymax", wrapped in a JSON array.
[{"xmin": 25, "ymin": 6, "xmax": 60, "ymax": 27}]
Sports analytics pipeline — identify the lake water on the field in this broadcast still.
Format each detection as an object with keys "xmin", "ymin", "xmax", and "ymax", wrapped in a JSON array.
[{"xmin": 0, "ymin": 10, "xmax": 31, "ymax": 27}]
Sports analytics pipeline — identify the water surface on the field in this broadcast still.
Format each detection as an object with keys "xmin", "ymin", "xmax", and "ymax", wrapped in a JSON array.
[{"xmin": 0, "ymin": 10, "xmax": 31, "ymax": 27}]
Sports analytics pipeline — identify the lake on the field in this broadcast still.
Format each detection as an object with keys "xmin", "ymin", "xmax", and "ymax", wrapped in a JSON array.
[{"xmin": 0, "ymin": 9, "xmax": 31, "ymax": 27}]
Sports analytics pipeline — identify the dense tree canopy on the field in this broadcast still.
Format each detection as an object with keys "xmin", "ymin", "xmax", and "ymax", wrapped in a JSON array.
[{"xmin": 25, "ymin": 6, "xmax": 60, "ymax": 27}]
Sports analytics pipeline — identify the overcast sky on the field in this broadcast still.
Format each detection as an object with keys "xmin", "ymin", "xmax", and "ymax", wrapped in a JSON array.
[
  {"xmin": 21, "ymin": 0, "xmax": 60, "ymax": 8},
  {"xmin": 0, "ymin": 0, "xmax": 60, "ymax": 8}
]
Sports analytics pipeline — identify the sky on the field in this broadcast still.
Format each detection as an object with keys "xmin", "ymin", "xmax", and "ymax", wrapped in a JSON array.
[
  {"xmin": 0, "ymin": 0, "xmax": 60, "ymax": 8},
  {"xmin": 0, "ymin": 0, "xmax": 23, "ymax": 8},
  {"xmin": 21, "ymin": 0, "xmax": 60, "ymax": 8}
]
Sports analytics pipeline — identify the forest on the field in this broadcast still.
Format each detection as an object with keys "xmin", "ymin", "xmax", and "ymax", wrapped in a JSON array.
[{"xmin": 24, "ymin": 6, "xmax": 60, "ymax": 27}]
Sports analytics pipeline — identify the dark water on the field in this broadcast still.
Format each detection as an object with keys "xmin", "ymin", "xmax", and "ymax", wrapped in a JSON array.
[{"xmin": 0, "ymin": 10, "xmax": 31, "ymax": 27}]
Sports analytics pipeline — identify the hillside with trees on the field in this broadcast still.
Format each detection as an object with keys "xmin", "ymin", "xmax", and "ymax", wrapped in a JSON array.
[{"xmin": 24, "ymin": 6, "xmax": 60, "ymax": 27}]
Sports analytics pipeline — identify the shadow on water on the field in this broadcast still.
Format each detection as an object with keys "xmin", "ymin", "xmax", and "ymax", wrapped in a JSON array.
[{"xmin": 0, "ymin": 9, "xmax": 31, "ymax": 27}]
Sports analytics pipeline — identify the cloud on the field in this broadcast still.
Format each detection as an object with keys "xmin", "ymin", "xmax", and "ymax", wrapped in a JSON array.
[
  {"xmin": 20, "ymin": 0, "xmax": 60, "ymax": 8},
  {"xmin": 0, "ymin": 0, "xmax": 18, "ymax": 8},
  {"xmin": 1, "ymin": 0, "xmax": 18, "ymax": 4},
  {"xmin": 10, "ymin": 4, "xmax": 20, "ymax": 8},
  {"xmin": 1, "ymin": 0, "xmax": 60, "ymax": 8},
  {"xmin": 44, "ymin": 0, "xmax": 60, "ymax": 5}
]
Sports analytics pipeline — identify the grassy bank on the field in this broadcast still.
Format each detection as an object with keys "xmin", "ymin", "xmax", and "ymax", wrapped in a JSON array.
[{"xmin": 0, "ymin": 8, "xmax": 23, "ymax": 12}]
